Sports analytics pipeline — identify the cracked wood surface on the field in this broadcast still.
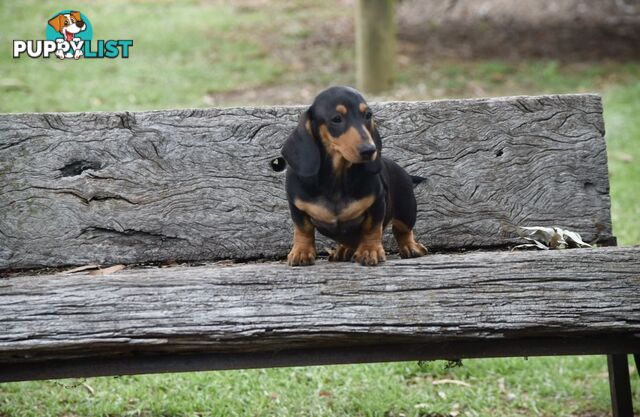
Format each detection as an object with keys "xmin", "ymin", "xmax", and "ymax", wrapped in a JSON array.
[
  {"xmin": 0, "ymin": 94, "xmax": 612, "ymax": 269},
  {"xmin": 0, "ymin": 247, "xmax": 639, "ymax": 368}
]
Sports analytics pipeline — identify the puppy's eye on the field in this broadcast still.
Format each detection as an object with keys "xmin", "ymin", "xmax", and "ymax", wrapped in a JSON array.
[
  {"xmin": 365, "ymin": 111, "xmax": 372, "ymax": 120},
  {"xmin": 64, "ymin": 20, "xmax": 69, "ymax": 25},
  {"xmin": 331, "ymin": 115, "xmax": 343, "ymax": 124}
]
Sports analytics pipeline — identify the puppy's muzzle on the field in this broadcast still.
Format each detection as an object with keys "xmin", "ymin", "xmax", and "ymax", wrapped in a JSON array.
[{"xmin": 359, "ymin": 143, "xmax": 376, "ymax": 160}]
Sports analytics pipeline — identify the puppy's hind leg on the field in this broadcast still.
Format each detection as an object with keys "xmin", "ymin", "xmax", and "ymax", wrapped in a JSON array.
[
  {"xmin": 392, "ymin": 219, "xmax": 428, "ymax": 259},
  {"xmin": 383, "ymin": 158, "xmax": 428, "ymax": 258},
  {"xmin": 328, "ymin": 244, "xmax": 354, "ymax": 262}
]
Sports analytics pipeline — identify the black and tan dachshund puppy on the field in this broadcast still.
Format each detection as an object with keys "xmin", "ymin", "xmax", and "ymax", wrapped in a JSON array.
[{"xmin": 282, "ymin": 86, "xmax": 428, "ymax": 266}]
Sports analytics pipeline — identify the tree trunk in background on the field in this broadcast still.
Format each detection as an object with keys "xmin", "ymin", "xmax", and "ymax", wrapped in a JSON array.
[{"xmin": 356, "ymin": 0, "xmax": 396, "ymax": 94}]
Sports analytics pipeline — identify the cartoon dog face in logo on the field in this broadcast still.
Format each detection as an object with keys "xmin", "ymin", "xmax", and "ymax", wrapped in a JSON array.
[{"xmin": 48, "ymin": 11, "xmax": 86, "ymax": 59}]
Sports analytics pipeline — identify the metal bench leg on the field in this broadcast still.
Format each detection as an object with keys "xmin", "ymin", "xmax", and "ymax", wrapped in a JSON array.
[{"xmin": 608, "ymin": 354, "xmax": 634, "ymax": 417}]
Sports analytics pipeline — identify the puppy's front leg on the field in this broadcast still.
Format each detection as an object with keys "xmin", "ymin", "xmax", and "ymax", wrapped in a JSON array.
[
  {"xmin": 353, "ymin": 220, "xmax": 385, "ymax": 266},
  {"xmin": 352, "ymin": 197, "xmax": 386, "ymax": 266},
  {"xmin": 287, "ymin": 204, "xmax": 316, "ymax": 266}
]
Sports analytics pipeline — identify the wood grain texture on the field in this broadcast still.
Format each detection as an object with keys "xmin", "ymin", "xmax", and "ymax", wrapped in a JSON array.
[
  {"xmin": 0, "ymin": 94, "xmax": 612, "ymax": 269},
  {"xmin": 1, "ymin": 247, "xmax": 638, "ymax": 368}
]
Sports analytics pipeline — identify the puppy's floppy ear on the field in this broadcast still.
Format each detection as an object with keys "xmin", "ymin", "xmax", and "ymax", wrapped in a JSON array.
[
  {"xmin": 70, "ymin": 11, "xmax": 82, "ymax": 22},
  {"xmin": 48, "ymin": 14, "xmax": 65, "ymax": 32},
  {"xmin": 365, "ymin": 120, "xmax": 383, "ymax": 174},
  {"xmin": 281, "ymin": 109, "xmax": 320, "ymax": 178}
]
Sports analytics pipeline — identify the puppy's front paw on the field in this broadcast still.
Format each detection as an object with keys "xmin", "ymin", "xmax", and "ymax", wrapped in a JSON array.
[
  {"xmin": 352, "ymin": 242, "xmax": 386, "ymax": 266},
  {"xmin": 328, "ymin": 244, "xmax": 354, "ymax": 262},
  {"xmin": 287, "ymin": 245, "xmax": 316, "ymax": 266},
  {"xmin": 399, "ymin": 241, "xmax": 428, "ymax": 258}
]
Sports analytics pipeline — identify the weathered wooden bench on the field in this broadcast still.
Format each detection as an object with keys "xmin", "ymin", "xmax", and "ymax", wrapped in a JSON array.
[{"xmin": 1, "ymin": 94, "xmax": 638, "ymax": 415}]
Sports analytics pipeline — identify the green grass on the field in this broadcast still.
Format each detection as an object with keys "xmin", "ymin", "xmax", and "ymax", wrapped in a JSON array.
[
  {"xmin": 1, "ymin": 357, "xmax": 637, "ymax": 417},
  {"xmin": 393, "ymin": 60, "xmax": 640, "ymax": 101},
  {"xmin": 604, "ymin": 81, "xmax": 640, "ymax": 245},
  {"xmin": 1, "ymin": 0, "xmax": 639, "ymax": 416},
  {"xmin": 0, "ymin": 0, "xmax": 283, "ymax": 112}
]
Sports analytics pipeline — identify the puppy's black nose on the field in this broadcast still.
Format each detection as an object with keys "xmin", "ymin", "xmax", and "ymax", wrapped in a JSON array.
[
  {"xmin": 359, "ymin": 143, "xmax": 376, "ymax": 159},
  {"xmin": 76, "ymin": 21, "xmax": 85, "ymax": 28}
]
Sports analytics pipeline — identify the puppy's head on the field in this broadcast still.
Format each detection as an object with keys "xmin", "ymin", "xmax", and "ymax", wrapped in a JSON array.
[
  {"xmin": 282, "ymin": 86, "xmax": 382, "ymax": 179},
  {"xmin": 48, "ymin": 11, "xmax": 86, "ymax": 41}
]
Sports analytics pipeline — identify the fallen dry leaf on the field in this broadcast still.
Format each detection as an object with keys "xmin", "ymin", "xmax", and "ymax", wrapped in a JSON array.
[
  {"xmin": 61, "ymin": 264, "xmax": 101, "ymax": 274},
  {"xmin": 562, "ymin": 228, "xmax": 592, "ymax": 248},
  {"xmin": 514, "ymin": 225, "xmax": 591, "ymax": 250},
  {"xmin": 82, "ymin": 382, "xmax": 95, "ymax": 395},
  {"xmin": 88, "ymin": 264, "xmax": 125, "ymax": 276},
  {"xmin": 432, "ymin": 379, "xmax": 472, "ymax": 387},
  {"xmin": 161, "ymin": 261, "xmax": 180, "ymax": 268}
]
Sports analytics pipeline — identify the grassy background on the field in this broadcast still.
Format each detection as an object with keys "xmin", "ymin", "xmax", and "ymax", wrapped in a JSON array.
[
  {"xmin": 0, "ymin": 357, "xmax": 631, "ymax": 417},
  {"xmin": 0, "ymin": 0, "xmax": 638, "ymax": 416}
]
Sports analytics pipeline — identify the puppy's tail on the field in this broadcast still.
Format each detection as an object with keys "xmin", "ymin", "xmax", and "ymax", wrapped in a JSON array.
[{"xmin": 410, "ymin": 175, "xmax": 427, "ymax": 187}]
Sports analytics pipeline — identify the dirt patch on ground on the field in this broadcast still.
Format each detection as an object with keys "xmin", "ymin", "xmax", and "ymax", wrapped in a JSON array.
[
  {"xmin": 397, "ymin": 0, "xmax": 640, "ymax": 60},
  {"xmin": 205, "ymin": 0, "xmax": 640, "ymax": 105},
  {"xmin": 204, "ymin": 84, "xmax": 321, "ymax": 106}
]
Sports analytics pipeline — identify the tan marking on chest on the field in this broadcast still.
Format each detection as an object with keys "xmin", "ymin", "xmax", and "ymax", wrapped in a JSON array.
[
  {"xmin": 294, "ymin": 195, "xmax": 376, "ymax": 224},
  {"xmin": 294, "ymin": 199, "xmax": 336, "ymax": 224},
  {"xmin": 338, "ymin": 195, "xmax": 375, "ymax": 221}
]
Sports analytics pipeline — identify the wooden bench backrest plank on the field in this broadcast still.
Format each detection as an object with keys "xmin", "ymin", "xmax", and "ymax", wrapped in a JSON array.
[{"xmin": 0, "ymin": 94, "xmax": 612, "ymax": 270}]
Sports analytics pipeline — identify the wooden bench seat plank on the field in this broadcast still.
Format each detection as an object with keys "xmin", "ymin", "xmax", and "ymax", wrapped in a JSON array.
[
  {"xmin": 0, "ymin": 94, "xmax": 612, "ymax": 269},
  {"xmin": 1, "ymin": 246, "xmax": 638, "ymax": 376}
]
